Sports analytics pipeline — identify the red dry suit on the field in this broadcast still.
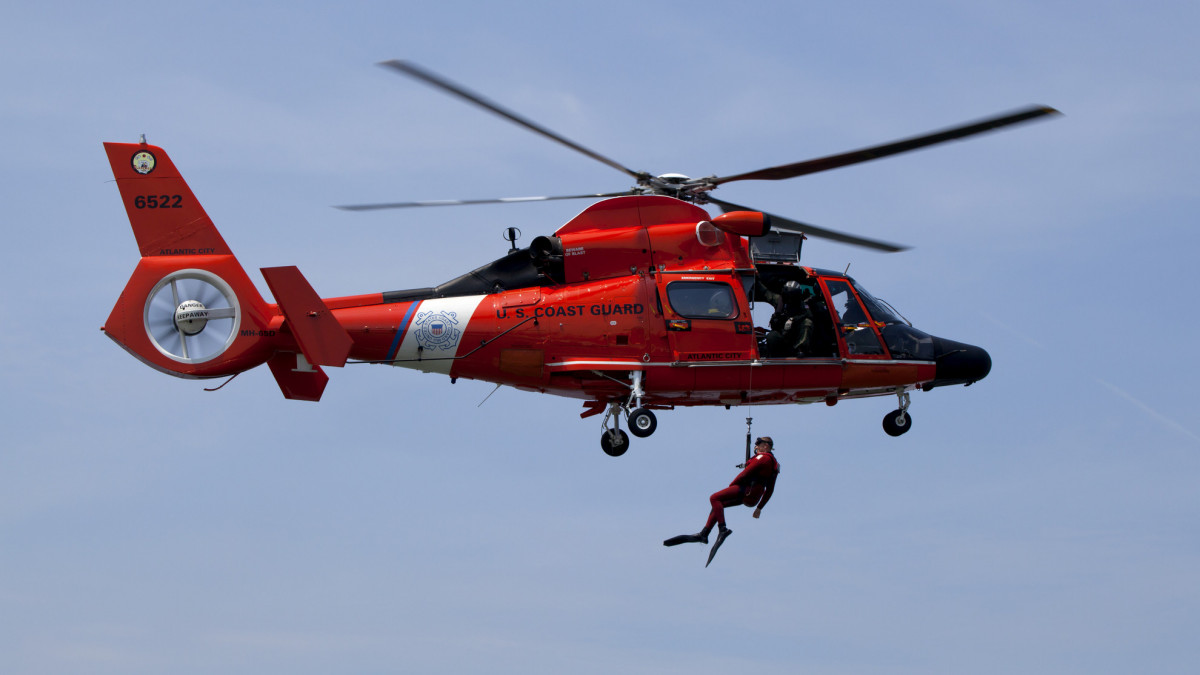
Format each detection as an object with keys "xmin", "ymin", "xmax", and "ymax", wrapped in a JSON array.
[{"xmin": 704, "ymin": 450, "xmax": 780, "ymax": 532}]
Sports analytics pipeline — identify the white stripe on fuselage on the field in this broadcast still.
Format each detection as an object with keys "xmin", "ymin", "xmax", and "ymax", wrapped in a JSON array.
[{"xmin": 391, "ymin": 295, "xmax": 486, "ymax": 374}]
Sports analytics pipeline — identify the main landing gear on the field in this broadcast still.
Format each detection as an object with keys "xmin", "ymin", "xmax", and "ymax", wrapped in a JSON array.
[
  {"xmin": 599, "ymin": 371, "xmax": 659, "ymax": 456},
  {"xmin": 882, "ymin": 389, "xmax": 913, "ymax": 437},
  {"xmin": 628, "ymin": 407, "xmax": 657, "ymax": 438}
]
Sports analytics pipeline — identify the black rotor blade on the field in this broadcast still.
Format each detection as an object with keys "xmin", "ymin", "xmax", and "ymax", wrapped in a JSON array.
[
  {"xmin": 708, "ymin": 197, "xmax": 908, "ymax": 253},
  {"xmin": 337, "ymin": 190, "xmax": 638, "ymax": 212},
  {"xmin": 712, "ymin": 105, "xmax": 1060, "ymax": 186},
  {"xmin": 380, "ymin": 60, "xmax": 648, "ymax": 182}
]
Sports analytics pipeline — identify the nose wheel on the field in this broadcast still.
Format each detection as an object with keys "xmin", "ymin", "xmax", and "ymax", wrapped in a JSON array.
[{"xmin": 882, "ymin": 390, "xmax": 913, "ymax": 436}]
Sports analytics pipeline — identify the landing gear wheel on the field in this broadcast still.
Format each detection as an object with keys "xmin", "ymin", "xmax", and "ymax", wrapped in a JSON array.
[
  {"xmin": 882, "ymin": 409, "xmax": 912, "ymax": 437},
  {"xmin": 601, "ymin": 429, "xmax": 630, "ymax": 457},
  {"xmin": 628, "ymin": 408, "xmax": 657, "ymax": 438}
]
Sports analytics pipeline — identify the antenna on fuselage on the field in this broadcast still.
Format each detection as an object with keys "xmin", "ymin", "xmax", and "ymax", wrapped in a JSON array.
[{"xmin": 503, "ymin": 227, "xmax": 521, "ymax": 252}]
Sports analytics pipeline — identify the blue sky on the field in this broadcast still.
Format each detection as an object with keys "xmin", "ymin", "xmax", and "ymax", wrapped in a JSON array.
[{"xmin": 3, "ymin": 2, "xmax": 1199, "ymax": 673}]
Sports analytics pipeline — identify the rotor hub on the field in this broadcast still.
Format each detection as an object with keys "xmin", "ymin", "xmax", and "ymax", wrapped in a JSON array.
[
  {"xmin": 174, "ymin": 299, "xmax": 209, "ymax": 336},
  {"xmin": 637, "ymin": 173, "xmax": 718, "ymax": 201}
]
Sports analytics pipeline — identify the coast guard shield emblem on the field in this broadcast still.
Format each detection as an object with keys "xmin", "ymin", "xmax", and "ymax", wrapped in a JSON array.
[{"xmin": 413, "ymin": 310, "xmax": 461, "ymax": 352}]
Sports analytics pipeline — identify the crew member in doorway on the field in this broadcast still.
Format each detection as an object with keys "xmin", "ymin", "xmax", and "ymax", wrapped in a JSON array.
[{"xmin": 764, "ymin": 281, "xmax": 814, "ymax": 357}]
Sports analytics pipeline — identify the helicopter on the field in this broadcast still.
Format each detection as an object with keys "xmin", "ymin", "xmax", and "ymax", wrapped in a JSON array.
[{"xmin": 101, "ymin": 61, "xmax": 1058, "ymax": 455}]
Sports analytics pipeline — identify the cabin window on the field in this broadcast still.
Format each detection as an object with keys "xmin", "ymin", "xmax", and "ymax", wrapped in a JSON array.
[
  {"xmin": 666, "ymin": 281, "xmax": 739, "ymax": 320},
  {"xmin": 824, "ymin": 279, "xmax": 885, "ymax": 355}
]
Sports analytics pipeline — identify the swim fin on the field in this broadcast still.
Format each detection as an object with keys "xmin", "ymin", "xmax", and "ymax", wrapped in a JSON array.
[
  {"xmin": 705, "ymin": 527, "xmax": 732, "ymax": 567},
  {"xmin": 663, "ymin": 532, "xmax": 708, "ymax": 546}
]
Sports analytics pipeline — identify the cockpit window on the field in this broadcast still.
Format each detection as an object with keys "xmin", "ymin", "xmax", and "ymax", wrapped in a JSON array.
[
  {"xmin": 666, "ymin": 281, "xmax": 739, "ymax": 319},
  {"xmin": 824, "ymin": 279, "xmax": 885, "ymax": 355},
  {"xmin": 852, "ymin": 282, "xmax": 903, "ymax": 325},
  {"xmin": 844, "ymin": 278, "xmax": 933, "ymax": 359}
]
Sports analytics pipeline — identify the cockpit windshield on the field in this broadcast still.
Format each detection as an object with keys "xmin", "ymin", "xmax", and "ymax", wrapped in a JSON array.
[
  {"xmin": 851, "ymin": 282, "xmax": 903, "ymax": 325},
  {"xmin": 847, "ymin": 279, "xmax": 935, "ymax": 361}
]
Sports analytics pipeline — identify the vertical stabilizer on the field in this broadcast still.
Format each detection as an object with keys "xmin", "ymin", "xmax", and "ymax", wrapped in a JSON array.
[{"xmin": 103, "ymin": 142, "xmax": 232, "ymax": 257}]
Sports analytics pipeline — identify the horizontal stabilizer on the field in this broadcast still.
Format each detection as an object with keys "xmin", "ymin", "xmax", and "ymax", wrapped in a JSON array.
[
  {"xmin": 267, "ymin": 352, "xmax": 329, "ymax": 402},
  {"xmin": 261, "ymin": 266, "xmax": 352, "ymax": 368}
]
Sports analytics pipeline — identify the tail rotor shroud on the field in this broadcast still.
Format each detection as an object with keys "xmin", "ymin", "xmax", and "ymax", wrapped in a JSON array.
[{"xmin": 144, "ymin": 269, "xmax": 241, "ymax": 364}]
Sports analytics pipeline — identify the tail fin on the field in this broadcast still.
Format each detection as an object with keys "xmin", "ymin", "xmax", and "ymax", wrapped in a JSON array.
[
  {"xmin": 102, "ymin": 141, "xmax": 276, "ymax": 379},
  {"xmin": 104, "ymin": 142, "xmax": 233, "ymax": 258}
]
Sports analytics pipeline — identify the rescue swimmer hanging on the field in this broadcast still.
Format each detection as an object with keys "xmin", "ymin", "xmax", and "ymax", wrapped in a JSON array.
[{"xmin": 664, "ymin": 436, "xmax": 781, "ymax": 567}]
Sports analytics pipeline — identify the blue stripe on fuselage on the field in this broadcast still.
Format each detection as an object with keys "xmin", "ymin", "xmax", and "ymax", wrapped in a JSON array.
[{"xmin": 387, "ymin": 300, "xmax": 421, "ymax": 361}]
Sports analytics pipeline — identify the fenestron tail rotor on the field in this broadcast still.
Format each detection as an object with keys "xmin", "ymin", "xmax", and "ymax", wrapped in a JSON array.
[{"xmin": 143, "ymin": 270, "xmax": 240, "ymax": 364}]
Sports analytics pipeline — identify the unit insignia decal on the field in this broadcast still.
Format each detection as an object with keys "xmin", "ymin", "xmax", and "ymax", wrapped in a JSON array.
[
  {"xmin": 413, "ymin": 310, "xmax": 461, "ymax": 351},
  {"xmin": 131, "ymin": 150, "xmax": 157, "ymax": 174}
]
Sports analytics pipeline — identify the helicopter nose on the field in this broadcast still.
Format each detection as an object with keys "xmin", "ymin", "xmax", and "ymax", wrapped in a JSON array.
[{"xmin": 926, "ymin": 337, "xmax": 991, "ymax": 390}]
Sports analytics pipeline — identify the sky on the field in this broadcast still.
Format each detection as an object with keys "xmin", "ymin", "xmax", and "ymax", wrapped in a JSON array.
[{"xmin": 3, "ymin": 1, "xmax": 1199, "ymax": 673}]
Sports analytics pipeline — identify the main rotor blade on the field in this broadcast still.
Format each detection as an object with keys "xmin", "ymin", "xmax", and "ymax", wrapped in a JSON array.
[
  {"xmin": 708, "ymin": 197, "xmax": 908, "ymax": 253},
  {"xmin": 712, "ymin": 105, "xmax": 1060, "ymax": 186},
  {"xmin": 380, "ymin": 60, "xmax": 649, "ymax": 183},
  {"xmin": 337, "ymin": 191, "xmax": 638, "ymax": 211}
]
